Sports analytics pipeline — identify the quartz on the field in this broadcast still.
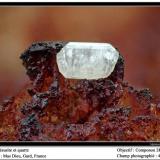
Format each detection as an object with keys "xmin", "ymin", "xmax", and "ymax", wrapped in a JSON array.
[{"xmin": 56, "ymin": 42, "xmax": 119, "ymax": 80}]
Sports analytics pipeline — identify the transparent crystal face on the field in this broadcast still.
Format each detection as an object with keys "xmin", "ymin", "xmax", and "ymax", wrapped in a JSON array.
[{"xmin": 56, "ymin": 42, "xmax": 119, "ymax": 80}]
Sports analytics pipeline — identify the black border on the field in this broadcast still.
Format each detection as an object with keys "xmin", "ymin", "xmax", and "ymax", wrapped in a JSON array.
[
  {"xmin": 0, "ymin": 2, "xmax": 159, "ymax": 6},
  {"xmin": 1, "ymin": 142, "xmax": 160, "ymax": 146},
  {"xmin": 0, "ymin": 1, "xmax": 160, "ymax": 146}
]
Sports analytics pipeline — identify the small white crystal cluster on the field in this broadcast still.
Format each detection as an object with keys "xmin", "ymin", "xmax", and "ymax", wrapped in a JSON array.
[{"xmin": 56, "ymin": 42, "xmax": 119, "ymax": 80}]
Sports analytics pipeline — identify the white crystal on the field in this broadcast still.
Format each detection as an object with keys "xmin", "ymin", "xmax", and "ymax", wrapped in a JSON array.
[{"xmin": 56, "ymin": 42, "xmax": 119, "ymax": 80}]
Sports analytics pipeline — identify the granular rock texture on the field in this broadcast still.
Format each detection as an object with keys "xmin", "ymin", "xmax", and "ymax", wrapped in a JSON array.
[{"xmin": 0, "ymin": 41, "xmax": 159, "ymax": 141}]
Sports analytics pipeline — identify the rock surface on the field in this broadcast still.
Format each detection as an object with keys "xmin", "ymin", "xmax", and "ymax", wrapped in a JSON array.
[{"xmin": 0, "ymin": 41, "xmax": 159, "ymax": 141}]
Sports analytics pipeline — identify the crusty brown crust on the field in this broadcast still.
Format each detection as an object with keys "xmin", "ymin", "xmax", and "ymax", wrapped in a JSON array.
[{"xmin": 0, "ymin": 41, "xmax": 159, "ymax": 141}]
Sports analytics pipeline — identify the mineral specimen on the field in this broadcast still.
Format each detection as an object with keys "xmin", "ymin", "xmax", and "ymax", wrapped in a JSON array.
[
  {"xmin": 0, "ymin": 41, "xmax": 159, "ymax": 141},
  {"xmin": 56, "ymin": 42, "xmax": 119, "ymax": 80}
]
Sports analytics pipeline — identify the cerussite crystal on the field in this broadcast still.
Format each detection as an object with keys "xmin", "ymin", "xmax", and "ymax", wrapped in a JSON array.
[{"xmin": 56, "ymin": 42, "xmax": 119, "ymax": 80}]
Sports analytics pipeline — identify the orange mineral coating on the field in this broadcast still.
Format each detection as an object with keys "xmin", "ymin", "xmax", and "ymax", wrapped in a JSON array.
[{"xmin": 0, "ymin": 41, "xmax": 159, "ymax": 141}]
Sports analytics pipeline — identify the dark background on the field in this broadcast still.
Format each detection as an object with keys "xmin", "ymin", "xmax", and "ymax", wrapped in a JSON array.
[{"xmin": 0, "ymin": 7, "xmax": 160, "ymax": 101}]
